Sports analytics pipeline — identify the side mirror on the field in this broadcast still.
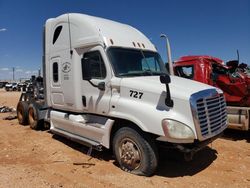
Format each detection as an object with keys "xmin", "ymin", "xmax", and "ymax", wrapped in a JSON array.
[
  {"xmin": 160, "ymin": 74, "xmax": 171, "ymax": 84},
  {"xmin": 82, "ymin": 58, "xmax": 91, "ymax": 80},
  {"xmin": 160, "ymin": 74, "xmax": 174, "ymax": 107}
]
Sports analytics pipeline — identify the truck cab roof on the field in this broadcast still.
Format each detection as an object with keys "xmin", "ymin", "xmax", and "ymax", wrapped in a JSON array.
[
  {"xmin": 175, "ymin": 55, "xmax": 224, "ymax": 66},
  {"xmin": 45, "ymin": 13, "xmax": 156, "ymax": 53}
]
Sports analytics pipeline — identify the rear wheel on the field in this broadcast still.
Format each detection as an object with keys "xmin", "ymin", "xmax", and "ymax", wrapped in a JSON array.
[
  {"xmin": 17, "ymin": 101, "xmax": 29, "ymax": 125},
  {"xmin": 112, "ymin": 127, "xmax": 158, "ymax": 176},
  {"xmin": 28, "ymin": 103, "xmax": 43, "ymax": 130}
]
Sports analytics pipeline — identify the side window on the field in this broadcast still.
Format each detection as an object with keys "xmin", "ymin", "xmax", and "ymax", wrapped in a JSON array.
[
  {"xmin": 52, "ymin": 26, "xmax": 63, "ymax": 44},
  {"xmin": 81, "ymin": 51, "xmax": 106, "ymax": 79},
  {"xmin": 175, "ymin": 66, "xmax": 194, "ymax": 79},
  {"xmin": 53, "ymin": 62, "xmax": 59, "ymax": 82}
]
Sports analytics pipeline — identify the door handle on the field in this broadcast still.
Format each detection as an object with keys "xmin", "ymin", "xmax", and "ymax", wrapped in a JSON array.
[{"xmin": 82, "ymin": 96, "xmax": 86, "ymax": 107}]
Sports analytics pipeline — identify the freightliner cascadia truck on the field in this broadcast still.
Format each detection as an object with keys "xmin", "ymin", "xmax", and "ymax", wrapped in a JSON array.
[{"xmin": 17, "ymin": 13, "xmax": 227, "ymax": 176}]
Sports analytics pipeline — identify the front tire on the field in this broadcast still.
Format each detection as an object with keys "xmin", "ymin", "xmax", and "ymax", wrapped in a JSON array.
[{"xmin": 112, "ymin": 127, "xmax": 158, "ymax": 176}]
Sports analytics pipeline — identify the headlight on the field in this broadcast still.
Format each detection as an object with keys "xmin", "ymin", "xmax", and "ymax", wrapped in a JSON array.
[{"xmin": 162, "ymin": 119, "xmax": 195, "ymax": 140}]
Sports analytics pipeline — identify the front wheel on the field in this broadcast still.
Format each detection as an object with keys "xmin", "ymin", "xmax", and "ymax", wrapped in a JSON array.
[{"xmin": 112, "ymin": 127, "xmax": 158, "ymax": 176}]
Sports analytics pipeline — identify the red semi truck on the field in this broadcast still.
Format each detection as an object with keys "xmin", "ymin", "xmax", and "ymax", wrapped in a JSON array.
[{"xmin": 173, "ymin": 55, "xmax": 250, "ymax": 131}]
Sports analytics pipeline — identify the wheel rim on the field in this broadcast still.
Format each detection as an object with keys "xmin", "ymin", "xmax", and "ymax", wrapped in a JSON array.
[
  {"xmin": 29, "ymin": 108, "xmax": 35, "ymax": 125},
  {"xmin": 118, "ymin": 138, "xmax": 142, "ymax": 170}
]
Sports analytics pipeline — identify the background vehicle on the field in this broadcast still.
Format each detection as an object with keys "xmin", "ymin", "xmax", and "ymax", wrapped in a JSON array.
[
  {"xmin": 17, "ymin": 82, "xmax": 26, "ymax": 91},
  {"xmin": 12, "ymin": 83, "xmax": 18, "ymax": 91},
  {"xmin": 17, "ymin": 79, "xmax": 32, "ymax": 91},
  {"xmin": 5, "ymin": 83, "xmax": 13, "ymax": 91},
  {"xmin": 17, "ymin": 13, "xmax": 227, "ymax": 176},
  {"xmin": 0, "ymin": 81, "xmax": 8, "ymax": 88},
  {"xmin": 174, "ymin": 55, "xmax": 250, "ymax": 131},
  {"xmin": 5, "ymin": 82, "xmax": 18, "ymax": 91}
]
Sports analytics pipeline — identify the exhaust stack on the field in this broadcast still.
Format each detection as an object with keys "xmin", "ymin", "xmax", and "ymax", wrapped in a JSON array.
[{"xmin": 160, "ymin": 34, "xmax": 174, "ymax": 75}]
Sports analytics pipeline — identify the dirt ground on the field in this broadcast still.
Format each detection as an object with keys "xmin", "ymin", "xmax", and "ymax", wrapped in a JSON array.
[{"xmin": 0, "ymin": 89, "xmax": 249, "ymax": 188}]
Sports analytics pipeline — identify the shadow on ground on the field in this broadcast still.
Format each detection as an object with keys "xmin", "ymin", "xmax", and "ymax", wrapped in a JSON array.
[
  {"xmin": 51, "ymin": 132, "xmax": 218, "ymax": 177},
  {"xmin": 222, "ymin": 129, "xmax": 250, "ymax": 143},
  {"xmin": 51, "ymin": 133, "xmax": 113, "ymax": 162},
  {"xmin": 156, "ymin": 146, "xmax": 217, "ymax": 177}
]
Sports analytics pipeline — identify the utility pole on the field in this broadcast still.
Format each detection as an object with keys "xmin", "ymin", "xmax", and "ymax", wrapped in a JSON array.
[{"xmin": 12, "ymin": 67, "xmax": 15, "ymax": 81}]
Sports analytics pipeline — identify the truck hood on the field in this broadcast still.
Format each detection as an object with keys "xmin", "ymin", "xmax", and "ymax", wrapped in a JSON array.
[
  {"xmin": 110, "ymin": 75, "xmax": 225, "ymax": 140},
  {"xmin": 119, "ymin": 75, "xmax": 217, "ymax": 101}
]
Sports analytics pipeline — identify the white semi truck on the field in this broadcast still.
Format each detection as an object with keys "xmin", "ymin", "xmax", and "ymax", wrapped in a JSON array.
[{"xmin": 17, "ymin": 13, "xmax": 227, "ymax": 176}]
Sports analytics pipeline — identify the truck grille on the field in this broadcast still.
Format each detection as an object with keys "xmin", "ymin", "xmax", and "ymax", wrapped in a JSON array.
[
  {"xmin": 190, "ymin": 89, "xmax": 228, "ymax": 140},
  {"xmin": 196, "ymin": 94, "xmax": 227, "ymax": 138}
]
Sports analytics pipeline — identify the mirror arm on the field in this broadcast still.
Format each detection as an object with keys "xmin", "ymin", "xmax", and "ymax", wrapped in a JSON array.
[
  {"xmin": 165, "ymin": 84, "xmax": 174, "ymax": 107},
  {"xmin": 87, "ymin": 80, "xmax": 105, "ymax": 91},
  {"xmin": 88, "ymin": 80, "xmax": 98, "ymax": 88}
]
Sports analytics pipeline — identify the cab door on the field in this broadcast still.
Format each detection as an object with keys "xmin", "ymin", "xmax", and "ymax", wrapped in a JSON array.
[{"xmin": 80, "ymin": 46, "xmax": 112, "ymax": 115}]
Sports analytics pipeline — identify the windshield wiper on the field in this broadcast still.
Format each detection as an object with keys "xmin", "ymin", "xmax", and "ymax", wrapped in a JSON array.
[
  {"xmin": 143, "ymin": 71, "xmax": 165, "ymax": 76},
  {"xmin": 119, "ymin": 71, "xmax": 163, "ymax": 77},
  {"xmin": 118, "ymin": 72, "xmax": 144, "ymax": 77},
  {"xmin": 142, "ymin": 70, "xmax": 153, "ymax": 76}
]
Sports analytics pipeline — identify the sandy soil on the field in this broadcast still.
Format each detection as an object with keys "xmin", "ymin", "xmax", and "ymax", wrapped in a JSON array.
[{"xmin": 0, "ymin": 89, "xmax": 249, "ymax": 188}]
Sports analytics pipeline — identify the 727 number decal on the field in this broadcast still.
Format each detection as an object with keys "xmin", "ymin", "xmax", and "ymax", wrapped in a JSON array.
[{"xmin": 129, "ymin": 90, "xmax": 143, "ymax": 99}]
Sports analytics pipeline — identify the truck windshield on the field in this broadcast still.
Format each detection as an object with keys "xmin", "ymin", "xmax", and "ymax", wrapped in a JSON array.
[{"xmin": 107, "ymin": 47, "xmax": 167, "ymax": 77}]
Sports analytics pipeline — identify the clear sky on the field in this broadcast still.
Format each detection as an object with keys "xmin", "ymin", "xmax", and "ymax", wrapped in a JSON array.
[{"xmin": 0, "ymin": 0, "xmax": 249, "ymax": 80}]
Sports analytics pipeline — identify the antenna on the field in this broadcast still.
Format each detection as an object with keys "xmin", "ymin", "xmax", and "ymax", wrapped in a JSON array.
[
  {"xmin": 67, "ymin": 13, "xmax": 73, "ymax": 57},
  {"xmin": 237, "ymin": 49, "xmax": 239, "ymax": 63}
]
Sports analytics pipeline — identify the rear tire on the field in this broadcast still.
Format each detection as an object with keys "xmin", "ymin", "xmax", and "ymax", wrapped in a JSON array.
[
  {"xmin": 28, "ymin": 103, "xmax": 43, "ymax": 130},
  {"xmin": 112, "ymin": 127, "xmax": 158, "ymax": 176},
  {"xmin": 17, "ymin": 101, "xmax": 29, "ymax": 125}
]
